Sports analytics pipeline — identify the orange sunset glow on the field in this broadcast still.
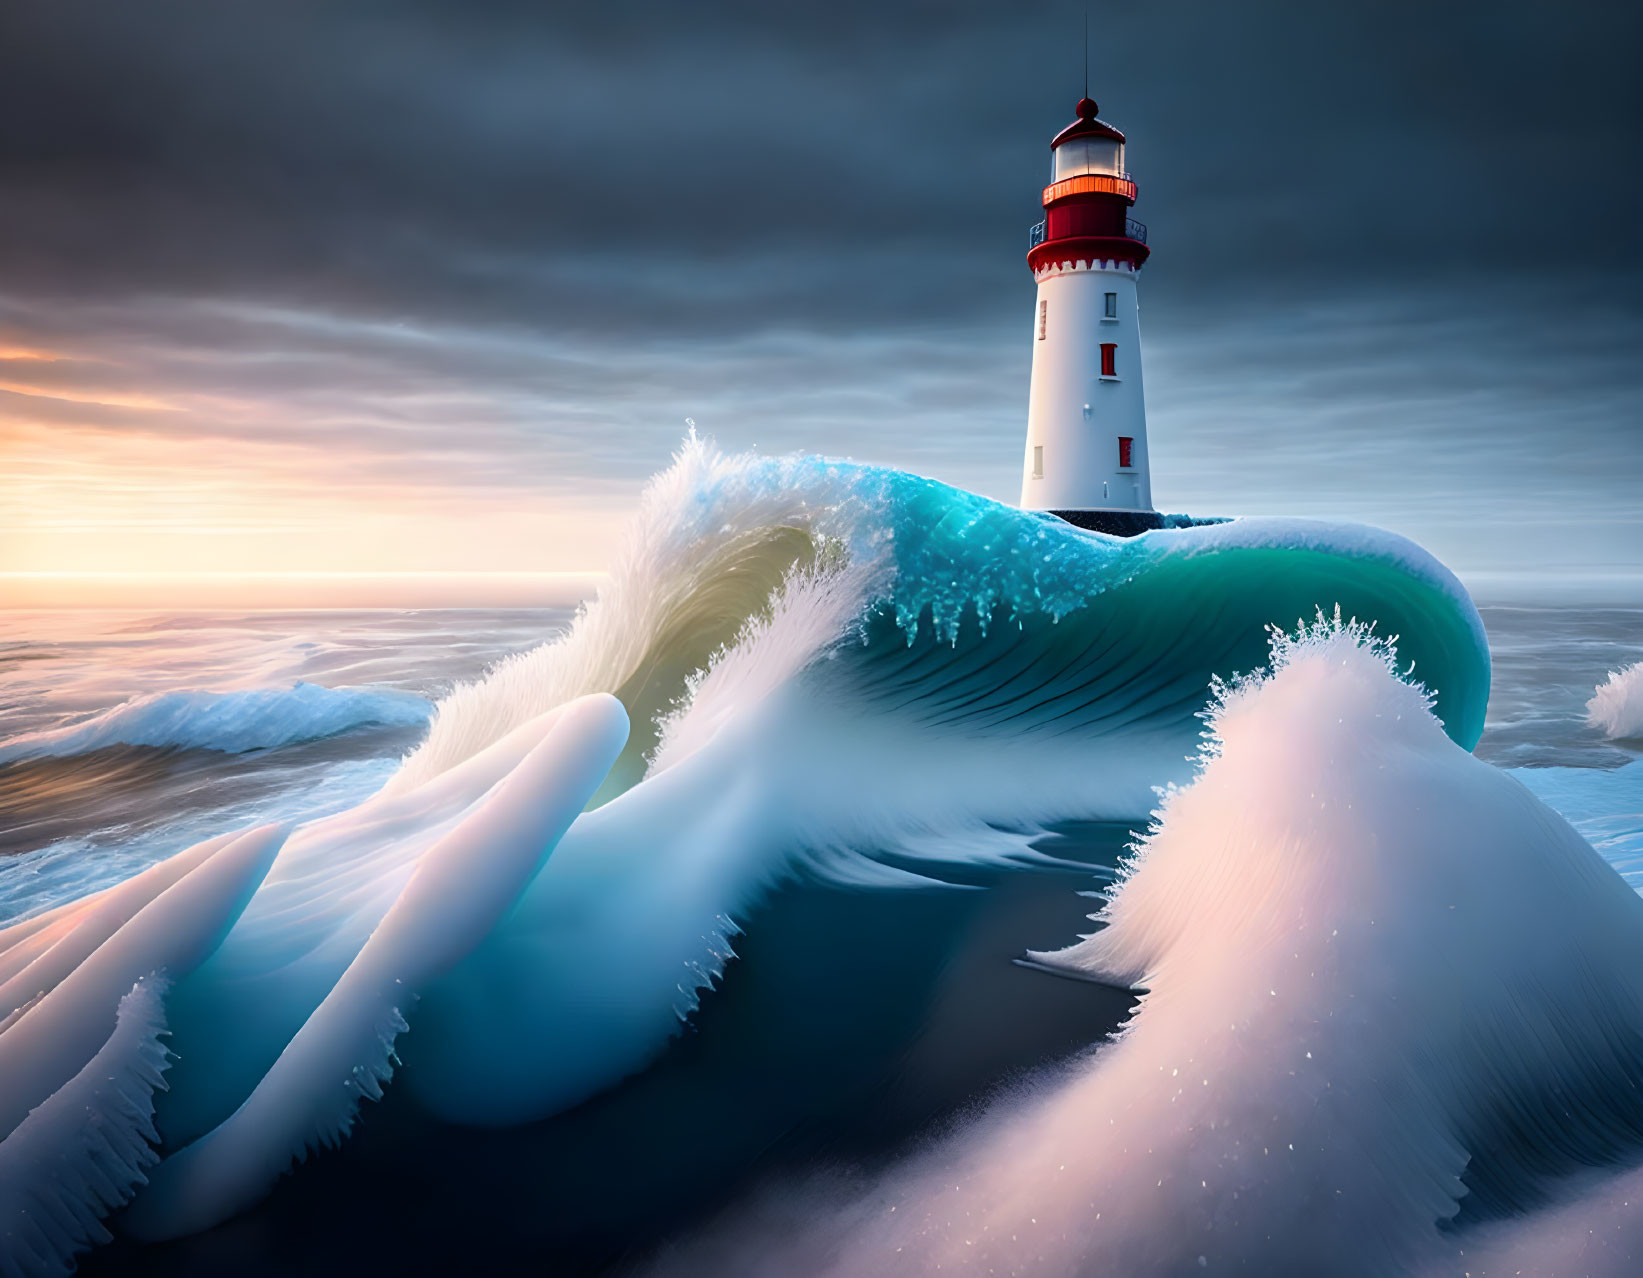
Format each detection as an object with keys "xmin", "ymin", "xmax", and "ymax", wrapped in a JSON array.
[{"xmin": 1, "ymin": 333, "xmax": 629, "ymax": 606}]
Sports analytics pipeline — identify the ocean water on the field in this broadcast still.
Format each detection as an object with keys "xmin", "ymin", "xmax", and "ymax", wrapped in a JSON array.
[
  {"xmin": 2, "ymin": 599, "xmax": 1632, "ymax": 928},
  {"xmin": 0, "ymin": 608, "xmax": 577, "ymax": 922},
  {"xmin": 1, "ymin": 444, "xmax": 1641, "ymax": 1277},
  {"xmin": 1475, "ymin": 603, "xmax": 1643, "ymax": 769}
]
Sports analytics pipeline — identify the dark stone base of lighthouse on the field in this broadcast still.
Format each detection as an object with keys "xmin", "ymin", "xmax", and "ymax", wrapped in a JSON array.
[{"xmin": 1051, "ymin": 508, "xmax": 1167, "ymax": 537}]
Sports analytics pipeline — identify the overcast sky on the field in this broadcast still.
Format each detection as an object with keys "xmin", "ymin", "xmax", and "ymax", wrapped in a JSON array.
[{"xmin": 1, "ymin": 0, "xmax": 1639, "ymax": 586}]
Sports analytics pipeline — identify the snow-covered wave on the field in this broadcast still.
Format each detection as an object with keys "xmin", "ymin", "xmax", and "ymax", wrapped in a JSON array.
[
  {"xmin": 394, "ymin": 437, "xmax": 1488, "ymax": 802},
  {"xmin": 649, "ymin": 622, "xmax": 1643, "ymax": 1278},
  {"xmin": 1589, "ymin": 662, "xmax": 1643, "ymax": 741},
  {"xmin": 0, "ymin": 682, "xmax": 431, "ymax": 766},
  {"xmin": 0, "ymin": 440, "xmax": 1498, "ymax": 1267}
]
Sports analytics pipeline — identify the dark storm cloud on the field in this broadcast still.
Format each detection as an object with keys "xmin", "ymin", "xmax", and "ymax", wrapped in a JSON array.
[
  {"xmin": 1, "ymin": 0, "xmax": 1639, "ymax": 573},
  {"xmin": 6, "ymin": 0, "xmax": 1639, "ymax": 319}
]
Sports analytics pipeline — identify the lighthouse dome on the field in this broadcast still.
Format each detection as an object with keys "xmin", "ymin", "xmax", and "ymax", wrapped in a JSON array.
[{"xmin": 1051, "ymin": 98, "xmax": 1126, "ymax": 181}]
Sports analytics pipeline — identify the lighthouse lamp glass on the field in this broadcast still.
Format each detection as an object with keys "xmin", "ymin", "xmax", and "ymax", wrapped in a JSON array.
[{"xmin": 1053, "ymin": 137, "xmax": 1125, "ymax": 181}]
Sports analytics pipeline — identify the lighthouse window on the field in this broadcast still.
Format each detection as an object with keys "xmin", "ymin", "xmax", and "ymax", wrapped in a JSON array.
[
  {"xmin": 1038, "ymin": 300, "xmax": 1048, "ymax": 340},
  {"xmin": 1032, "ymin": 445, "xmax": 1044, "ymax": 479},
  {"xmin": 1100, "ymin": 343, "xmax": 1117, "ymax": 377},
  {"xmin": 1104, "ymin": 292, "xmax": 1118, "ymax": 319},
  {"xmin": 1053, "ymin": 137, "xmax": 1125, "ymax": 181},
  {"xmin": 1118, "ymin": 436, "xmax": 1134, "ymax": 469}
]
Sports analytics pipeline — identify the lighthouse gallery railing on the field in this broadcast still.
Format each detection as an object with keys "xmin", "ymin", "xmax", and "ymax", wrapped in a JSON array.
[{"xmin": 1028, "ymin": 218, "xmax": 1147, "ymax": 249}]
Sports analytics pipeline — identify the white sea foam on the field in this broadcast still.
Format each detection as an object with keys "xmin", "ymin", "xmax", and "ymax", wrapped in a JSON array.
[
  {"xmin": 0, "ymin": 682, "xmax": 429, "ymax": 766},
  {"xmin": 1589, "ymin": 662, "xmax": 1643, "ymax": 741},
  {"xmin": 649, "ymin": 619, "xmax": 1643, "ymax": 1277},
  {"xmin": 384, "ymin": 434, "xmax": 889, "ymax": 802}
]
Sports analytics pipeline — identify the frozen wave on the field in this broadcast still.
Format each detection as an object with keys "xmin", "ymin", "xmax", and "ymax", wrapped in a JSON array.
[
  {"xmin": 0, "ymin": 440, "xmax": 1495, "ymax": 1260},
  {"xmin": 652, "ymin": 621, "xmax": 1643, "ymax": 1277},
  {"xmin": 123, "ymin": 695, "xmax": 629, "ymax": 1241},
  {"xmin": 0, "ymin": 978, "xmax": 171, "ymax": 1276},
  {"xmin": 0, "ymin": 825, "xmax": 284, "ymax": 1274},
  {"xmin": 1589, "ymin": 662, "xmax": 1643, "ymax": 741},
  {"xmin": 0, "ymin": 682, "xmax": 430, "ymax": 766},
  {"xmin": 394, "ymin": 436, "xmax": 1487, "ymax": 803},
  {"xmin": 1441, "ymin": 1159, "xmax": 1643, "ymax": 1277}
]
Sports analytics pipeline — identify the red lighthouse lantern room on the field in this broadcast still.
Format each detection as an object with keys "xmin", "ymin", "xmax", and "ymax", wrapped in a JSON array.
[{"xmin": 1028, "ymin": 98, "xmax": 1150, "ymax": 276}]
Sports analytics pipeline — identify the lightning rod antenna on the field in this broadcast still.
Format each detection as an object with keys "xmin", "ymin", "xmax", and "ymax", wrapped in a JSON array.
[{"xmin": 1083, "ymin": 2, "xmax": 1089, "ymax": 98}]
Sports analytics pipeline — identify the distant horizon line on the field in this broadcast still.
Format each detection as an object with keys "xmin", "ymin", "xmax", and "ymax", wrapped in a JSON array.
[
  {"xmin": 2, "ymin": 567, "xmax": 1638, "ymax": 612},
  {"xmin": 7, "ymin": 566, "xmax": 1640, "ymax": 578}
]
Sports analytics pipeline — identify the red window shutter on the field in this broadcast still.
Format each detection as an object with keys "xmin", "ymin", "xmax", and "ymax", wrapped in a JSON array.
[
  {"xmin": 1100, "ymin": 343, "xmax": 1117, "ymax": 377},
  {"xmin": 1118, "ymin": 436, "xmax": 1134, "ymax": 468}
]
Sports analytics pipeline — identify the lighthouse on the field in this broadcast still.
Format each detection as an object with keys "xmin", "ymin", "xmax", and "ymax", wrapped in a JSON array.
[{"xmin": 1019, "ymin": 96, "xmax": 1161, "ymax": 535}]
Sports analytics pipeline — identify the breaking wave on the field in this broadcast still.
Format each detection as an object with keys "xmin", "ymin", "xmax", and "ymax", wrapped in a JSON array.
[
  {"xmin": 650, "ymin": 620, "xmax": 1643, "ymax": 1278},
  {"xmin": 0, "ymin": 439, "xmax": 1504, "ymax": 1270},
  {"xmin": 1589, "ymin": 662, "xmax": 1643, "ymax": 741},
  {"xmin": 0, "ymin": 682, "xmax": 431, "ymax": 766}
]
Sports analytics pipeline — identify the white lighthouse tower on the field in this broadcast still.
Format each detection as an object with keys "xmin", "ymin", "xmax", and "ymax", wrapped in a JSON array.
[{"xmin": 1019, "ymin": 96, "xmax": 1161, "ymax": 535}]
